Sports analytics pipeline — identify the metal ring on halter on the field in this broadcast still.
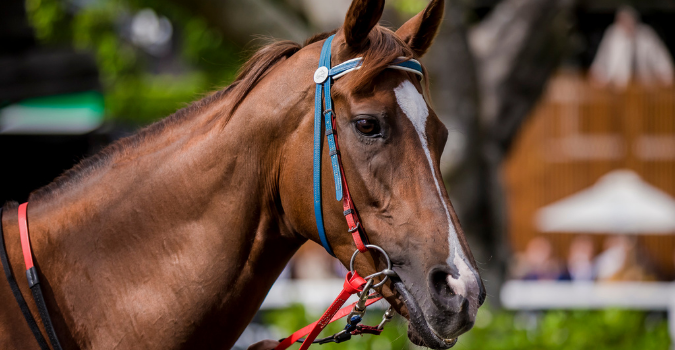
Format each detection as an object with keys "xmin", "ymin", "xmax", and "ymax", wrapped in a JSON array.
[{"xmin": 349, "ymin": 244, "xmax": 392, "ymax": 288}]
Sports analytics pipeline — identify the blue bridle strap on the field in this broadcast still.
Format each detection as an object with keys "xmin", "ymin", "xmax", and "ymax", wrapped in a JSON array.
[
  {"xmin": 312, "ymin": 34, "xmax": 424, "ymax": 256},
  {"xmin": 313, "ymin": 35, "xmax": 337, "ymax": 256}
]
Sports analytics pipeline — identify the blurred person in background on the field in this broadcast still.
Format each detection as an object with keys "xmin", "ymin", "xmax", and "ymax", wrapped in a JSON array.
[
  {"xmin": 590, "ymin": 6, "xmax": 673, "ymax": 89},
  {"xmin": 567, "ymin": 236, "xmax": 595, "ymax": 282},
  {"xmin": 595, "ymin": 236, "xmax": 655, "ymax": 282},
  {"xmin": 511, "ymin": 236, "xmax": 567, "ymax": 280}
]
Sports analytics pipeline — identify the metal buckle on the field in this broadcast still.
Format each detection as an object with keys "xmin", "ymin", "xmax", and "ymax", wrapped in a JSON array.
[
  {"xmin": 347, "ymin": 222, "xmax": 360, "ymax": 233},
  {"xmin": 349, "ymin": 244, "xmax": 393, "ymax": 288}
]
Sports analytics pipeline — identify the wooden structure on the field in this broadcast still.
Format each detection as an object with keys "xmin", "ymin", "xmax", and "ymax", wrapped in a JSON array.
[{"xmin": 503, "ymin": 70, "xmax": 675, "ymax": 279}]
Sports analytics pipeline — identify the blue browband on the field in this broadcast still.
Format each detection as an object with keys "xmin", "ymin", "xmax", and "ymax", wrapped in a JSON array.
[{"xmin": 313, "ymin": 34, "xmax": 424, "ymax": 256}]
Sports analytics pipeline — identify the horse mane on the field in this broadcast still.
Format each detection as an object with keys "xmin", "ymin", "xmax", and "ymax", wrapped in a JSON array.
[{"xmin": 29, "ymin": 26, "xmax": 414, "ymax": 202}]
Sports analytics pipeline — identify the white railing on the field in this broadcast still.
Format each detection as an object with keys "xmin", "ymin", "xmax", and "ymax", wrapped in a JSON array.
[{"xmin": 501, "ymin": 280, "xmax": 675, "ymax": 342}]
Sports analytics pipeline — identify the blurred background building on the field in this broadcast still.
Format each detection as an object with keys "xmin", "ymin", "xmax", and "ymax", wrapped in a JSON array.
[
  {"xmin": 502, "ymin": 2, "xmax": 675, "ymax": 286},
  {"xmin": 2, "ymin": 0, "xmax": 675, "ymax": 348}
]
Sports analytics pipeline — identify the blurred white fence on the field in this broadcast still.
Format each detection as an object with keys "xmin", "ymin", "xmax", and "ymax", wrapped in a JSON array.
[{"xmin": 501, "ymin": 281, "xmax": 675, "ymax": 342}]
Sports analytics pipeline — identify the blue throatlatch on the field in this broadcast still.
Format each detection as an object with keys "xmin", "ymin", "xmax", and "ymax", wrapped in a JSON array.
[{"xmin": 312, "ymin": 34, "xmax": 424, "ymax": 256}]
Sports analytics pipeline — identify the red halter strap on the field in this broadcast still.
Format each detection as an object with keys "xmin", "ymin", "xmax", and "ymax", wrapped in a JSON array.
[
  {"xmin": 274, "ymin": 271, "xmax": 382, "ymax": 350},
  {"xmin": 18, "ymin": 202, "xmax": 35, "ymax": 270},
  {"xmin": 331, "ymin": 111, "xmax": 368, "ymax": 252}
]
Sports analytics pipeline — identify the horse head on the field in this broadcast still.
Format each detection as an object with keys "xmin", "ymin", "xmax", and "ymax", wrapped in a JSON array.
[{"xmin": 281, "ymin": 0, "xmax": 485, "ymax": 347}]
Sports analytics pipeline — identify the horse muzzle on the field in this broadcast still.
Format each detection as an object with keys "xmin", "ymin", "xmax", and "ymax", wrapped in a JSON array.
[
  {"xmin": 392, "ymin": 278, "xmax": 457, "ymax": 349},
  {"xmin": 389, "ymin": 263, "xmax": 485, "ymax": 349}
]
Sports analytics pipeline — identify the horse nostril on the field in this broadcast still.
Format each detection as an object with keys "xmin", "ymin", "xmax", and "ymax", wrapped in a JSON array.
[
  {"xmin": 431, "ymin": 268, "xmax": 454, "ymax": 297},
  {"xmin": 427, "ymin": 265, "xmax": 465, "ymax": 314}
]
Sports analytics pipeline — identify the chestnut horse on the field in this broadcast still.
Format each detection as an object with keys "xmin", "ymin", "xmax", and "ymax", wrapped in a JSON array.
[{"xmin": 0, "ymin": 0, "xmax": 485, "ymax": 349}]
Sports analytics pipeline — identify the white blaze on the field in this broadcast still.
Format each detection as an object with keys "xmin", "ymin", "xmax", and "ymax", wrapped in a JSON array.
[{"xmin": 393, "ymin": 80, "xmax": 471, "ymax": 290}]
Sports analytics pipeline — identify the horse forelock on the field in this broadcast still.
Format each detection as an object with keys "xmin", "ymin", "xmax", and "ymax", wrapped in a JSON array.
[{"xmin": 336, "ymin": 26, "xmax": 417, "ymax": 95}]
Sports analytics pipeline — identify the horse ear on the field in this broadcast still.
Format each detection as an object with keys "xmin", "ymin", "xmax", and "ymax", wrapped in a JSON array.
[
  {"xmin": 395, "ymin": 0, "xmax": 445, "ymax": 57},
  {"xmin": 343, "ymin": 0, "xmax": 385, "ymax": 50}
]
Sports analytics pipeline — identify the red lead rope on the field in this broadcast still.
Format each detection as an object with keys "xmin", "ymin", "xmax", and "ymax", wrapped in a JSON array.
[{"xmin": 274, "ymin": 271, "xmax": 382, "ymax": 350}]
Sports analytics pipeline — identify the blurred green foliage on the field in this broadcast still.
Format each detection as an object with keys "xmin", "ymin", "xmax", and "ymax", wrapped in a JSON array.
[
  {"xmin": 388, "ymin": 0, "xmax": 428, "ymax": 16},
  {"xmin": 26, "ymin": 0, "xmax": 241, "ymax": 124},
  {"xmin": 458, "ymin": 307, "xmax": 670, "ymax": 350},
  {"xmin": 262, "ymin": 304, "xmax": 670, "ymax": 350}
]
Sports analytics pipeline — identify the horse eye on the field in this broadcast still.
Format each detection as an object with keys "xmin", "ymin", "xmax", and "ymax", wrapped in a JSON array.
[{"xmin": 355, "ymin": 119, "xmax": 381, "ymax": 136}]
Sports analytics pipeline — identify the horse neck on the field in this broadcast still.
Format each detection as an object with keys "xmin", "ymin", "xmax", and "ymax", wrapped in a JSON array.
[{"xmin": 13, "ymin": 60, "xmax": 313, "ymax": 348}]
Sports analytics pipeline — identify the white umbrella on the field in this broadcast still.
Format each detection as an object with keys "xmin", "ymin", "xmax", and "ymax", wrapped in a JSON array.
[{"xmin": 536, "ymin": 169, "xmax": 675, "ymax": 234}]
